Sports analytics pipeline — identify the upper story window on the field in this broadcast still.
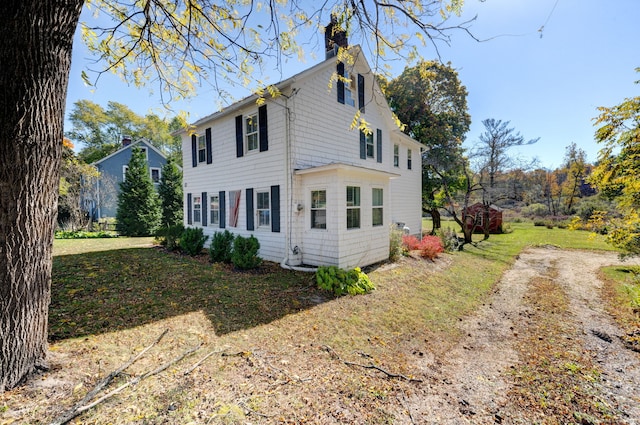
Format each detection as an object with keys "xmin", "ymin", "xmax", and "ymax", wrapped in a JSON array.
[
  {"xmin": 197, "ymin": 136, "xmax": 206, "ymax": 163},
  {"xmin": 257, "ymin": 190, "xmax": 270, "ymax": 227},
  {"xmin": 150, "ymin": 167, "xmax": 161, "ymax": 183},
  {"xmin": 209, "ymin": 194, "xmax": 219, "ymax": 226},
  {"xmin": 394, "ymin": 144, "xmax": 399, "ymax": 167},
  {"xmin": 245, "ymin": 113, "xmax": 259, "ymax": 152},
  {"xmin": 366, "ymin": 132, "xmax": 374, "ymax": 158},
  {"xmin": 407, "ymin": 149, "xmax": 412, "ymax": 170},
  {"xmin": 311, "ymin": 190, "xmax": 327, "ymax": 229},
  {"xmin": 193, "ymin": 196, "xmax": 202, "ymax": 223},
  {"xmin": 122, "ymin": 165, "xmax": 128, "ymax": 181},
  {"xmin": 346, "ymin": 186, "xmax": 360, "ymax": 229},
  {"xmin": 344, "ymin": 70, "xmax": 356, "ymax": 107},
  {"xmin": 235, "ymin": 105, "xmax": 268, "ymax": 158}
]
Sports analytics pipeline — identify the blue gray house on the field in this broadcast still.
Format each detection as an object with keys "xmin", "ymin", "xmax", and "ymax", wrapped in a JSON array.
[{"xmin": 88, "ymin": 138, "xmax": 170, "ymax": 219}]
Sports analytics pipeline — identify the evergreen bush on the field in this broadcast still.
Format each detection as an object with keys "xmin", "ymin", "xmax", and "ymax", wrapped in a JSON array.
[
  {"xmin": 116, "ymin": 147, "xmax": 161, "ymax": 236},
  {"xmin": 158, "ymin": 159, "xmax": 183, "ymax": 227},
  {"xmin": 231, "ymin": 235, "xmax": 262, "ymax": 269},
  {"xmin": 179, "ymin": 227, "xmax": 208, "ymax": 256},
  {"xmin": 155, "ymin": 224, "xmax": 185, "ymax": 251},
  {"xmin": 209, "ymin": 230, "xmax": 235, "ymax": 263}
]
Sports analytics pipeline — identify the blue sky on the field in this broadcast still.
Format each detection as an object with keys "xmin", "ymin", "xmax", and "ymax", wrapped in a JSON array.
[{"xmin": 65, "ymin": 0, "xmax": 640, "ymax": 169}]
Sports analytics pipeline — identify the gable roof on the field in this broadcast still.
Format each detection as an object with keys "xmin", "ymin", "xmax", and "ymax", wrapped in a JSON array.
[
  {"xmin": 176, "ymin": 46, "xmax": 423, "ymax": 151},
  {"xmin": 91, "ymin": 139, "xmax": 168, "ymax": 166}
]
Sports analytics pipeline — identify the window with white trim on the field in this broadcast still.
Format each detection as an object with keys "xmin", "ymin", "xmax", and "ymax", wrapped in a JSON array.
[
  {"xmin": 407, "ymin": 149, "xmax": 412, "ymax": 170},
  {"xmin": 150, "ymin": 167, "xmax": 161, "ymax": 183},
  {"xmin": 346, "ymin": 186, "xmax": 360, "ymax": 229},
  {"xmin": 122, "ymin": 165, "xmax": 129, "ymax": 181},
  {"xmin": 311, "ymin": 190, "xmax": 327, "ymax": 229},
  {"xmin": 257, "ymin": 191, "xmax": 270, "ymax": 227},
  {"xmin": 366, "ymin": 132, "xmax": 374, "ymax": 158},
  {"xmin": 245, "ymin": 113, "xmax": 259, "ymax": 152},
  {"xmin": 209, "ymin": 194, "xmax": 219, "ymax": 226},
  {"xmin": 393, "ymin": 144, "xmax": 399, "ymax": 167},
  {"xmin": 344, "ymin": 70, "xmax": 356, "ymax": 107},
  {"xmin": 197, "ymin": 135, "xmax": 206, "ymax": 163},
  {"xmin": 193, "ymin": 196, "xmax": 201, "ymax": 223},
  {"xmin": 372, "ymin": 188, "xmax": 383, "ymax": 226}
]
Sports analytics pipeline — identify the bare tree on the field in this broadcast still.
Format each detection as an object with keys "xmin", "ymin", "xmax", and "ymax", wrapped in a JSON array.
[{"xmin": 473, "ymin": 118, "xmax": 539, "ymax": 238}]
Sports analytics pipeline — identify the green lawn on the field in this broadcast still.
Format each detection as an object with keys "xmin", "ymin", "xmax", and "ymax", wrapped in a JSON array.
[{"xmin": 33, "ymin": 222, "xmax": 626, "ymax": 424}]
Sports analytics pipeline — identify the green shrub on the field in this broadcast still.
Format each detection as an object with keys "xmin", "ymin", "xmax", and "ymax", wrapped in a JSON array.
[
  {"xmin": 209, "ymin": 230, "xmax": 235, "ymax": 263},
  {"xmin": 522, "ymin": 203, "xmax": 549, "ymax": 218},
  {"xmin": 54, "ymin": 230, "xmax": 118, "ymax": 239},
  {"xmin": 316, "ymin": 266, "xmax": 375, "ymax": 297},
  {"xmin": 155, "ymin": 224, "xmax": 184, "ymax": 251},
  {"xmin": 438, "ymin": 227, "xmax": 459, "ymax": 252},
  {"xmin": 231, "ymin": 235, "xmax": 262, "ymax": 270},
  {"xmin": 389, "ymin": 226, "xmax": 403, "ymax": 262},
  {"xmin": 179, "ymin": 227, "xmax": 208, "ymax": 256}
]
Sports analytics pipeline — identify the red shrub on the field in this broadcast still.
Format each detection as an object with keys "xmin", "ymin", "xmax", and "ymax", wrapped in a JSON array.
[
  {"xmin": 419, "ymin": 235, "xmax": 444, "ymax": 260},
  {"xmin": 402, "ymin": 235, "xmax": 422, "ymax": 250},
  {"xmin": 402, "ymin": 235, "xmax": 444, "ymax": 260}
]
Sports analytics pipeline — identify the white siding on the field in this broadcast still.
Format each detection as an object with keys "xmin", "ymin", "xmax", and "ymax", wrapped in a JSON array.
[
  {"xmin": 181, "ymin": 48, "xmax": 422, "ymax": 268},
  {"xmin": 182, "ymin": 102, "xmax": 288, "ymax": 263}
]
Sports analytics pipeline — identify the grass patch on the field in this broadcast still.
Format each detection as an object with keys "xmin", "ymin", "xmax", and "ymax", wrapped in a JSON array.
[
  {"xmin": 599, "ymin": 266, "xmax": 640, "ymax": 351},
  {"xmin": 2, "ymin": 224, "xmax": 620, "ymax": 424},
  {"xmin": 505, "ymin": 272, "xmax": 616, "ymax": 423},
  {"xmin": 50, "ymin": 247, "xmax": 321, "ymax": 340}
]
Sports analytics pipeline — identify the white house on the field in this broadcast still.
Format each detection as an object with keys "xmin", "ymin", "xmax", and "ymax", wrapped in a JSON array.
[{"xmin": 178, "ymin": 43, "xmax": 423, "ymax": 269}]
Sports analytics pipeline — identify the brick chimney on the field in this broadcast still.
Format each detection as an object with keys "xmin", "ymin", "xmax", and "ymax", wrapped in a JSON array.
[
  {"xmin": 122, "ymin": 136, "xmax": 132, "ymax": 147},
  {"xmin": 325, "ymin": 15, "xmax": 348, "ymax": 59}
]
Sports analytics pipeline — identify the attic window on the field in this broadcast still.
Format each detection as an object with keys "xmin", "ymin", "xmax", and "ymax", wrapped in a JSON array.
[{"xmin": 344, "ymin": 70, "xmax": 356, "ymax": 107}]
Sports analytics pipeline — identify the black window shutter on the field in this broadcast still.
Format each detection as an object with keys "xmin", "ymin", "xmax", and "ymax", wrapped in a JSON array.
[
  {"xmin": 271, "ymin": 185, "xmax": 280, "ymax": 233},
  {"xmin": 235, "ymin": 115, "xmax": 244, "ymax": 157},
  {"xmin": 219, "ymin": 191, "xmax": 226, "ymax": 228},
  {"xmin": 191, "ymin": 135, "xmax": 197, "ymax": 167},
  {"xmin": 187, "ymin": 193, "xmax": 193, "ymax": 225},
  {"xmin": 359, "ymin": 130, "xmax": 366, "ymax": 159},
  {"xmin": 337, "ymin": 62, "xmax": 345, "ymax": 104},
  {"xmin": 205, "ymin": 128, "xmax": 212, "ymax": 164},
  {"xmin": 201, "ymin": 191, "xmax": 208, "ymax": 226},
  {"xmin": 258, "ymin": 105, "xmax": 268, "ymax": 152},
  {"xmin": 246, "ymin": 188, "xmax": 254, "ymax": 231},
  {"xmin": 358, "ymin": 74, "xmax": 365, "ymax": 112},
  {"xmin": 376, "ymin": 129, "xmax": 382, "ymax": 163}
]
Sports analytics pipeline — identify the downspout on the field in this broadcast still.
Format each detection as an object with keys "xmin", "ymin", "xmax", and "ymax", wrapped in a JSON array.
[{"xmin": 278, "ymin": 88, "xmax": 317, "ymax": 273}]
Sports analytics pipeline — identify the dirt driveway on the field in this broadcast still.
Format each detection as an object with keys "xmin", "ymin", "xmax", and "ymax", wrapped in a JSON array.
[{"xmin": 405, "ymin": 247, "xmax": 640, "ymax": 424}]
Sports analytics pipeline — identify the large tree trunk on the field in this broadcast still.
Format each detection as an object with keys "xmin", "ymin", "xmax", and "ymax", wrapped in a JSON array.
[
  {"xmin": 430, "ymin": 207, "xmax": 441, "ymax": 234},
  {"xmin": 0, "ymin": 0, "xmax": 83, "ymax": 392}
]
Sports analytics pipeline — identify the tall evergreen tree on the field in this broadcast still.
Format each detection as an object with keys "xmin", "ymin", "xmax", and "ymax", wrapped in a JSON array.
[
  {"xmin": 116, "ymin": 147, "xmax": 161, "ymax": 236},
  {"xmin": 158, "ymin": 159, "xmax": 183, "ymax": 227}
]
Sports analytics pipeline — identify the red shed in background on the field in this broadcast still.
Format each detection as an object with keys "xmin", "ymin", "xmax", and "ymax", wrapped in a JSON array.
[{"xmin": 465, "ymin": 203, "xmax": 503, "ymax": 234}]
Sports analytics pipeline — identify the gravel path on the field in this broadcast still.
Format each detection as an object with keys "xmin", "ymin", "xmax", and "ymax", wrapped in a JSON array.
[{"xmin": 406, "ymin": 247, "xmax": 640, "ymax": 424}]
